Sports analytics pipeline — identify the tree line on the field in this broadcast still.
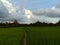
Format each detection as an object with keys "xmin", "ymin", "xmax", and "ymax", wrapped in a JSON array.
[{"xmin": 0, "ymin": 20, "xmax": 60, "ymax": 27}]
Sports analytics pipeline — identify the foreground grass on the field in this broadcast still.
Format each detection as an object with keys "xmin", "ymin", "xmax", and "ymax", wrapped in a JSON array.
[
  {"xmin": 0, "ymin": 26, "xmax": 60, "ymax": 45},
  {"xmin": 0, "ymin": 27, "xmax": 24, "ymax": 45},
  {"xmin": 26, "ymin": 26, "xmax": 60, "ymax": 45}
]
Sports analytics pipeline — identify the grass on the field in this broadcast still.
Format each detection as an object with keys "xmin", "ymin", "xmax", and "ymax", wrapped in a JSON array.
[
  {"xmin": 0, "ymin": 27, "xmax": 24, "ymax": 45},
  {"xmin": 0, "ymin": 26, "xmax": 60, "ymax": 45},
  {"xmin": 26, "ymin": 26, "xmax": 60, "ymax": 45}
]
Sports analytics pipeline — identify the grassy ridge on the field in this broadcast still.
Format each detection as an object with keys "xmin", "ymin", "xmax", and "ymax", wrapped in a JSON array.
[
  {"xmin": 26, "ymin": 26, "xmax": 60, "ymax": 45},
  {"xmin": 0, "ymin": 27, "xmax": 24, "ymax": 45}
]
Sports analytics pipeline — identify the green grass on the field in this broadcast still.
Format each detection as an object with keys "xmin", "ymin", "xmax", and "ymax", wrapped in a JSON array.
[
  {"xmin": 0, "ymin": 26, "xmax": 60, "ymax": 45},
  {"xmin": 0, "ymin": 27, "xmax": 24, "ymax": 45},
  {"xmin": 26, "ymin": 26, "xmax": 60, "ymax": 45}
]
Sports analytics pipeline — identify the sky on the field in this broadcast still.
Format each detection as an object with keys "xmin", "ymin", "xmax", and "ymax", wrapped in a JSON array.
[
  {"xmin": 8, "ymin": 0, "xmax": 56, "ymax": 10},
  {"xmin": 24, "ymin": 0, "xmax": 56, "ymax": 10},
  {"xmin": 0, "ymin": 0, "xmax": 60, "ymax": 24}
]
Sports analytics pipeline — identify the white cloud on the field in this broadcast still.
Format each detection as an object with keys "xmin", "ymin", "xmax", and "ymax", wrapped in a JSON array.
[
  {"xmin": 0, "ymin": 0, "xmax": 19, "ymax": 18},
  {"xmin": 0, "ymin": 0, "xmax": 60, "ymax": 24},
  {"xmin": 32, "ymin": 7, "xmax": 60, "ymax": 17},
  {"xmin": 0, "ymin": 0, "xmax": 8, "ymax": 18}
]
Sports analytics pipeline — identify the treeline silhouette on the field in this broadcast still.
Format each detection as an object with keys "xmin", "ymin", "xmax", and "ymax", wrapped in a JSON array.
[{"xmin": 0, "ymin": 20, "xmax": 60, "ymax": 27}]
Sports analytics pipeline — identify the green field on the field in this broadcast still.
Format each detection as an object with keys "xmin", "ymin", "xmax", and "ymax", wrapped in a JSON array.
[
  {"xmin": 26, "ymin": 26, "xmax": 60, "ymax": 45},
  {"xmin": 0, "ymin": 27, "xmax": 24, "ymax": 45},
  {"xmin": 0, "ymin": 26, "xmax": 60, "ymax": 45}
]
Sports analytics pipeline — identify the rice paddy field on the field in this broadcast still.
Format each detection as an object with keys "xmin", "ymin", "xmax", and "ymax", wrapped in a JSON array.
[
  {"xmin": 26, "ymin": 26, "xmax": 60, "ymax": 45},
  {"xmin": 0, "ymin": 26, "xmax": 60, "ymax": 45},
  {"xmin": 0, "ymin": 27, "xmax": 24, "ymax": 45}
]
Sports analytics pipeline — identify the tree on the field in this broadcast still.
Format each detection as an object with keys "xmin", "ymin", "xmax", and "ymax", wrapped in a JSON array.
[{"xmin": 13, "ymin": 20, "xmax": 19, "ymax": 26}]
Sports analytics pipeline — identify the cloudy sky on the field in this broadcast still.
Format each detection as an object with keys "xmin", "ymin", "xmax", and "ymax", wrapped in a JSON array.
[{"xmin": 0, "ymin": 0, "xmax": 60, "ymax": 24}]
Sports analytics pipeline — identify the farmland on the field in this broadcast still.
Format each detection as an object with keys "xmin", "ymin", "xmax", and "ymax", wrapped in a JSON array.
[
  {"xmin": 26, "ymin": 26, "xmax": 60, "ymax": 45},
  {"xmin": 0, "ymin": 27, "xmax": 24, "ymax": 45},
  {"xmin": 0, "ymin": 26, "xmax": 60, "ymax": 45}
]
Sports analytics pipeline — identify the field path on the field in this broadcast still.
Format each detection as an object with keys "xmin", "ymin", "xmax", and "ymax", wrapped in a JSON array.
[{"xmin": 24, "ymin": 30, "xmax": 27, "ymax": 45}]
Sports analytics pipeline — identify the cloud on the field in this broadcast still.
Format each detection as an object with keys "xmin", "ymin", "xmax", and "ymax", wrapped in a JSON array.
[
  {"xmin": 0, "ymin": 0, "xmax": 60, "ymax": 24},
  {"xmin": 55, "ymin": 3, "xmax": 60, "ymax": 8},
  {"xmin": 0, "ymin": 0, "xmax": 19, "ymax": 19},
  {"xmin": 0, "ymin": 1, "xmax": 8, "ymax": 18},
  {"xmin": 32, "ymin": 7, "xmax": 60, "ymax": 17},
  {"xmin": 55, "ymin": 0, "xmax": 60, "ymax": 8}
]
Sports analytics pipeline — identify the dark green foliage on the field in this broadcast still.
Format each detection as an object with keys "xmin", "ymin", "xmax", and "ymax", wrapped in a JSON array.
[
  {"xmin": 0, "ymin": 26, "xmax": 60, "ymax": 45},
  {"xmin": 26, "ymin": 27, "xmax": 60, "ymax": 45},
  {"xmin": 0, "ymin": 27, "xmax": 24, "ymax": 45}
]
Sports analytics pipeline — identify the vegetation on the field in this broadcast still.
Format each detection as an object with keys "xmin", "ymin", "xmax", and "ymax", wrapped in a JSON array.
[
  {"xmin": 0, "ymin": 27, "xmax": 24, "ymax": 45},
  {"xmin": 0, "ymin": 21, "xmax": 60, "ymax": 27},
  {"xmin": 26, "ymin": 26, "xmax": 60, "ymax": 45},
  {"xmin": 0, "ymin": 26, "xmax": 60, "ymax": 45}
]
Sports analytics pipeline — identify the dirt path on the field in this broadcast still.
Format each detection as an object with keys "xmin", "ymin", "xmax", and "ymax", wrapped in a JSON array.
[{"xmin": 24, "ymin": 30, "xmax": 27, "ymax": 45}]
